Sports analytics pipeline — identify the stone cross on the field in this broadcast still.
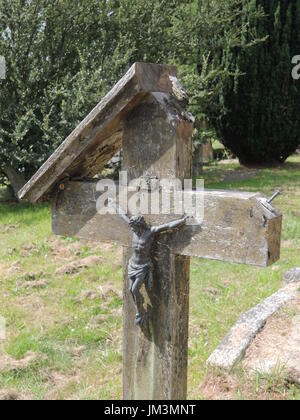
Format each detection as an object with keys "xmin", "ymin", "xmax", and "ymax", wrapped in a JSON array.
[{"xmin": 18, "ymin": 63, "xmax": 282, "ymax": 400}]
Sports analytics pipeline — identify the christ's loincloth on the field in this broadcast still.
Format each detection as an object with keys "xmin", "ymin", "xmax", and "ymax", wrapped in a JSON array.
[{"xmin": 128, "ymin": 259, "xmax": 153, "ymax": 290}]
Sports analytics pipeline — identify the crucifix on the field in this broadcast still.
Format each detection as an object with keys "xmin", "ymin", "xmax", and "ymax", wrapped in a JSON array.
[
  {"xmin": 115, "ymin": 211, "xmax": 188, "ymax": 327},
  {"xmin": 19, "ymin": 63, "xmax": 282, "ymax": 400}
]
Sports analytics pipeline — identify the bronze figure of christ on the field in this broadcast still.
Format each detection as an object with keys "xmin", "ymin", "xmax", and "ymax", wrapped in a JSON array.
[{"xmin": 119, "ymin": 213, "xmax": 188, "ymax": 325}]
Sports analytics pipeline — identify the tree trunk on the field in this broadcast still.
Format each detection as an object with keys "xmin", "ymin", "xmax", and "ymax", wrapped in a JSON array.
[{"xmin": 3, "ymin": 165, "xmax": 26, "ymax": 199}]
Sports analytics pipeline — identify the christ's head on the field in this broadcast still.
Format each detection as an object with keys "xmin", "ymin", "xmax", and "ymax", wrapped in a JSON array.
[{"xmin": 129, "ymin": 215, "xmax": 148, "ymax": 234}]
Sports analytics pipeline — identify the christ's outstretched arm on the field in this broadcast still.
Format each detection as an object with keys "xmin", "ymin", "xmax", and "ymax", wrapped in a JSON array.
[
  {"xmin": 108, "ymin": 199, "xmax": 131, "ymax": 224},
  {"xmin": 151, "ymin": 215, "xmax": 187, "ymax": 234},
  {"xmin": 120, "ymin": 213, "xmax": 131, "ymax": 225}
]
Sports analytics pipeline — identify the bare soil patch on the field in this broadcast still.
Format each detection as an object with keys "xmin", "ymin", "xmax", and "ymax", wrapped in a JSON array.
[
  {"xmin": 17, "ymin": 280, "xmax": 48, "ymax": 290},
  {"xmin": 55, "ymin": 255, "xmax": 103, "ymax": 276},
  {"xmin": 75, "ymin": 283, "xmax": 122, "ymax": 305},
  {"xmin": 223, "ymin": 169, "xmax": 257, "ymax": 182},
  {"xmin": 0, "ymin": 389, "xmax": 30, "ymax": 400},
  {"xmin": 243, "ymin": 297, "xmax": 300, "ymax": 385},
  {"xmin": 0, "ymin": 352, "xmax": 46, "ymax": 373},
  {"xmin": 5, "ymin": 260, "xmax": 22, "ymax": 276}
]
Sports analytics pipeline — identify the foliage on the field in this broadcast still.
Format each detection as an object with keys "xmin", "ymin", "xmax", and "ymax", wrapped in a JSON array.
[
  {"xmin": 0, "ymin": 0, "xmax": 297, "ymax": 192},
  {"xmin": 0, "ymin": 0, "xmax": 179, "ymax": 192},
  {"xmin": 171, "ymin": 0, "xmax": 267, "ymax": 145},
  {"xmin": 207, "ymin": 0, "xmax": 300, "ymax": 165}
]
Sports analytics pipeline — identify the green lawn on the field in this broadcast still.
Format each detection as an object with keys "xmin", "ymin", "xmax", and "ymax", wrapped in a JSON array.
[{"xmin": 0, "ymin": 156, "xmax": 299, "ymax": 400}]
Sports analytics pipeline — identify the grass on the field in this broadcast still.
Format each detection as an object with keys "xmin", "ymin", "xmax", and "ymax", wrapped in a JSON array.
[{"xmin": 0, "ymin": 156, "xmax": 300, "ymax": 400}]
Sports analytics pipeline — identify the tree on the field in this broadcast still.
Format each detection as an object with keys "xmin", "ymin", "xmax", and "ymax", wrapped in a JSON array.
[
  {"xmin": 208, "ymin": 0, "xmax": 300, "ymax": 165},
  {"xmin": 170, "ymin": 1, "xmax": 267, "ymax": 149},
  {"xmin": 0, "ymin": 0, "xmax": 178, "ymax": 196},
  {"xmin": 0, "ymin": 0, "xmax": 284, "ymax": 195},
  {"xmin": 0, "ymin": 0, "xmax": 120, "ymax": 195}
]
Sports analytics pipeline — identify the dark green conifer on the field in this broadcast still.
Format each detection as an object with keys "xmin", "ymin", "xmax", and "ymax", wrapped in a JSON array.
[{"xmin": 213, "ymin": 0, "xmax": 300, "ymax": 165}]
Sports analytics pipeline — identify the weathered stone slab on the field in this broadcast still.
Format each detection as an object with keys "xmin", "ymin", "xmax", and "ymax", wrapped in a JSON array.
[
  {"xmin": 206, "ymin": 283, "xmax": 300, "ymax": 371},
  {"xmin": 283, "ymin": 267, "xmax": 300, "ymax": 285}
]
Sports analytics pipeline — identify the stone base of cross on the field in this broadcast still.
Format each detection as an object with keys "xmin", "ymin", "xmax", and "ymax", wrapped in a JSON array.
[{"xmin": 19, "ymin": 63, "xmax": 282, "ymax": 400}]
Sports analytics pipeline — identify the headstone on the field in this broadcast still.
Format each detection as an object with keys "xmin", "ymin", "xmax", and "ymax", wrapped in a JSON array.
[
  {"xmin": 193, "ymin": 141, "xmax": 214, "ymax": 176},
  {"xmin": 193, "ymin": 143, "xmax": 203, "ymax": 176},
  {"xmin": 201, "ymin": 142, "xmax": 214, "ymax": 163}
]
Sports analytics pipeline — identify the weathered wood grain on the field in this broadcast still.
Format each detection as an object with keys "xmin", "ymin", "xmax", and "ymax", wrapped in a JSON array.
[
  {"xmin": 18, "ymin": 63, "xmax": 177, "ymax": 203},
  {"xmin": 122, "ymin": 94, "xmax": 192, "ymax": 400},
  {"xmin": 52, "ymin": 181, "xmax": 282, "ymax": 267},
  {"xmin": 122, "ymin": 93, "xmax": 193, "ymax": 182},
  {"xmin": 123, "ymin": 246, "xmax": 190, "ymax": 400}
]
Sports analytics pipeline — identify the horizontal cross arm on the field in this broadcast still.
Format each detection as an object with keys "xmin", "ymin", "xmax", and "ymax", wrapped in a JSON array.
[{"xmin": 52, "ymin": 181, "xmax": 282, "ymax": 267}]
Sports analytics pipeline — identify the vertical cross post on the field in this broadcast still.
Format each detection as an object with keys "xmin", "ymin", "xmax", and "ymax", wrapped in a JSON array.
[{"xmin": 122, "ymin": 92, "xmax": 194, "ymax": 400}]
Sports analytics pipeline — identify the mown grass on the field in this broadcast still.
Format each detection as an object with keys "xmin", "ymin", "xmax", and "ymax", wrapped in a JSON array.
[{"xmin": 0, "ymin": 156, "xmax": 299, "ymax": 400}]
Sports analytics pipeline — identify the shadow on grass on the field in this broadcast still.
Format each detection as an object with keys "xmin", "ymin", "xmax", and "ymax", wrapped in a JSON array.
[
  {"xmin": 198, "ymin": 156, "xmax": 300, "ymax": 192},
  {"xmin": 0, "ymin": 187, "xmax": 49, "ymax": 227}
]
